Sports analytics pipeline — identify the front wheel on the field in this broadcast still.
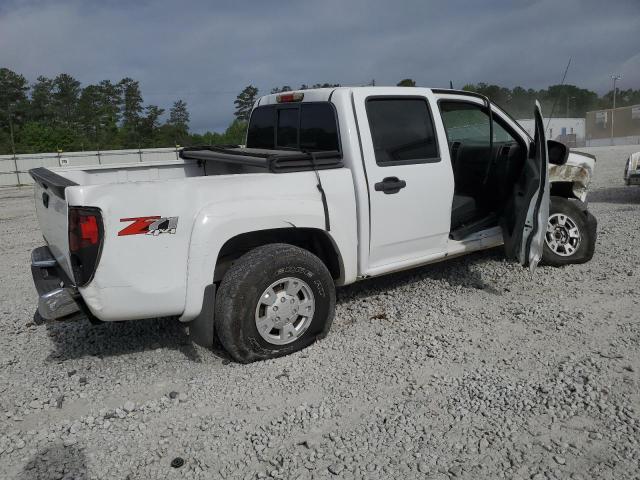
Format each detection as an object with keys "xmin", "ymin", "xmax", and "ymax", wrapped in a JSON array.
[
  {"xmin": 215, "ymin": 243, "xmax": 336, "ymax": 363},
  {"xmin": 542, "ymin": 197, "xmax": 596, "ymax": 267}
]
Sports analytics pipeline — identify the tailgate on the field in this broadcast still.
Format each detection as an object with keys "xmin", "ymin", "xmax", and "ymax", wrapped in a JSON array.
[{"xmin": 30, "ymin": 168, "xmax": 76, "ymax": 279}]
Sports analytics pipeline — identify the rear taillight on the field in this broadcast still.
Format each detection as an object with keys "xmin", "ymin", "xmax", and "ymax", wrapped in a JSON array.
[{"xmin": 68, "ymin": 207, "xmax": 103, "ymax": 286}]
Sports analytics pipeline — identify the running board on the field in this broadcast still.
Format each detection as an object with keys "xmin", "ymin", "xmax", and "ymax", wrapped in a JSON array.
[{"xmin": 450, "ymin": 213, "xmax": 498, "ymax": 241}]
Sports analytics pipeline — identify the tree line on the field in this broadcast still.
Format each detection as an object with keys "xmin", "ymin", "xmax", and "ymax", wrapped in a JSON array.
[
  {"xmin": 0, "ymin": 68, "xmax": 200, "ymax": 155},
  {"xmin": 1, "ymin": 66, "xmax": 638, "ymax": 155},
  {"xmin": 460, "ymin": 82, "xmax": 640, "ymax": 120}
]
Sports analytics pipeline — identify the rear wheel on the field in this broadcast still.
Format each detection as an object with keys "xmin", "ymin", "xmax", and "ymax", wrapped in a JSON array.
[
  {"xmin": 215, "ymin": 243, "xmax": 335, "ymax": 363},
  {"xmin": 542, "ymin": 197, "xmax": 595, "ymax": 266}
]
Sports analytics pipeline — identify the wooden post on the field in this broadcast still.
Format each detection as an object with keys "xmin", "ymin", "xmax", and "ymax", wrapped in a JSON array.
[{"xmin": 13, "ymin": 153, "xmax": 20, "ymax": 186}]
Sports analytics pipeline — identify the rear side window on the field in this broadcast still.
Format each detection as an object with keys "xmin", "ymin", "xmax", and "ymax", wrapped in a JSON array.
[
  {"xmin": 247, "ymin": 103, "xmax": 339, "ymax": 151},
  {"xmin": 366, "ymin": 98, "xmax": 439, "ymax": 165},
  {"xmin": 247, "ymin": 106, "xmax": 275, "ymax": 149},
  {"xmin": 300, "ymin": 104, "xmax": 339, "ymax": 151}
]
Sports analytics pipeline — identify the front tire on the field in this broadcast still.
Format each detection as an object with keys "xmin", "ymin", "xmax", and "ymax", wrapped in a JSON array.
[
  {"xmin": 215, "ymin": 243, "xmax": 335, "ymax": 363},
  {"xmin": 542, "ymin": 197, "xmax": 596, "ymax": 267}
]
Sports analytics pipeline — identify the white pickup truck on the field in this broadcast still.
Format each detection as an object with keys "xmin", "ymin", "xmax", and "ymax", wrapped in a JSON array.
[{"xmin": 29, "ymin": 87, "xmax": 597, "ymax": 363}]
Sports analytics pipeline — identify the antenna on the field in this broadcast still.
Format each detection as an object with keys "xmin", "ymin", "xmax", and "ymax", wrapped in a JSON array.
[{"xmin": 546, "ymin": 57, "xmax": 572, "ymax": 130}]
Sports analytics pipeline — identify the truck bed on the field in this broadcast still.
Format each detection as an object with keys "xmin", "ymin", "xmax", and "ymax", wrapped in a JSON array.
[{"xmin": 29, "ymin": 146, "xmax": 343, "ymax": 191}]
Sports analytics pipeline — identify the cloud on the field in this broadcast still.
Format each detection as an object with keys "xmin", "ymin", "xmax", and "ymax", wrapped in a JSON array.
[{"xmin": 1, "ymin": 0, "xmax": 638, "ymax": 132}]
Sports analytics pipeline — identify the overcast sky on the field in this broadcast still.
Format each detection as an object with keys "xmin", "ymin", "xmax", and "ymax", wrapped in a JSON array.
[{"xmin": 1, "ymin": 0, "xmax": 639, "ymax": 132}]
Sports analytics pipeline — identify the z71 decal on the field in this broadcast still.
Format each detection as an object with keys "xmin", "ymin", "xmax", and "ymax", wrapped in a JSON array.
[{"xmin": 118, "ymin": 216, "xmax": 179, "ymax": 236}]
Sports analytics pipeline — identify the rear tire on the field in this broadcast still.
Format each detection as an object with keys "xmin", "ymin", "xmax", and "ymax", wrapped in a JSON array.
[
  {"xmin": 542, "ymin": 197, "xmax": 595, "ymax": 267},
  {"xmin": 215, "ymin": 243, "xmax": 335, "ymax": 363}
]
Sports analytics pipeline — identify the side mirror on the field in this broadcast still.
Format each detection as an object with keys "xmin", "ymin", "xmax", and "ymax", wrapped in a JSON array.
[{"xmin": 547, "ymin": 140, "xmax": 569, "ymax": 166}]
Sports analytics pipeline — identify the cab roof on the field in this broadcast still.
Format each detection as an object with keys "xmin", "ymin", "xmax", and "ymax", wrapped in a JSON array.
[{"xmin": 256, "ymin": 86, "xmax": 491, "ymax": 107}]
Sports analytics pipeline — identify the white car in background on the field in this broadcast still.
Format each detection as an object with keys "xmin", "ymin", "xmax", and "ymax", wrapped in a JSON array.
[{"xmin": 624, "ymin": 151, "xmax": 640, "ymax": 185}]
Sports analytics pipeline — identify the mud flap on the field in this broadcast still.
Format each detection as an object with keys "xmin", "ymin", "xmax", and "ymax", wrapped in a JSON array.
[
  {"xmin": 582, "ymin": 208, "xmax": 598, "ymax": 262},
  {"xmin": 188, "ymin": 284, "xmax": 216, "ymax": 348}
]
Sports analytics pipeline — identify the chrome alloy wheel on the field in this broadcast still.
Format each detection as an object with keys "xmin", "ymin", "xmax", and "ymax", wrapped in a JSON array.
[
  {"xmin": 254, "ymin": 277, "xmax": 315, "ymax": 345},
  {"xmin": 545, "ymin": 213, "xmax": 581, "ymax": 257}
]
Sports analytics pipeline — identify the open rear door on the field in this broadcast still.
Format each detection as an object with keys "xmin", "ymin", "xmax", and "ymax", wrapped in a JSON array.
[{"xmin": 501, "ymin": 101, "xmax": 549, "ymax": 270}]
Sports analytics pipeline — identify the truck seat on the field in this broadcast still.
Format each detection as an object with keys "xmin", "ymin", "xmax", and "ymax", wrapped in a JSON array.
[{"xmin": 451, "ymin": 194, "xmax": 476, "ymax": 230}]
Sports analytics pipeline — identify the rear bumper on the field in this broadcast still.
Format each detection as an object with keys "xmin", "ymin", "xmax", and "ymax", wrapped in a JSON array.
[{"xmin": 31, "ymin": 246, "xmax": 80, "ymax": 321}]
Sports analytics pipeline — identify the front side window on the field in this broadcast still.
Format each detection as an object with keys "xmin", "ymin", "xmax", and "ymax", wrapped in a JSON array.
[
  {"xmin": 439, "ymin": 102, "xmax": 514, "ymax": 143},
  {"xmin": 246, "ymin": 103, "xmax": 339, "ymax": 151},
  {"xmin": 366, "ymin": 98, "xmax": 439, "ymax": 165}
]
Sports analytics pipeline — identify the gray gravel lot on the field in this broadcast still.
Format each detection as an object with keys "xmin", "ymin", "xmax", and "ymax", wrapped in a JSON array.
[{"xmin": 1, "ymin": 145, "xmax": 639, "ymax": 480}]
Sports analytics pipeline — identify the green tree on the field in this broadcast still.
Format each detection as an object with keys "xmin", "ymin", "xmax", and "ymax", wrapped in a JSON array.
[
  {"xmin": 0, "ymin": 67, "xmax": 29, "ymax": 154},
  {"xmin": 221, "ymin": 119, "xmax": 247, "ymax": 144},
  {"xmin": 540, "ymin": 84, "xmax": 598, "ymax": 118},
  {"xmin": 17, "ymin": 121, "xmax": 77, "ymax": 153},
  {"xmin": 397, "ymin": 78, "xmax": 416, "ymax": 87},
  {"xmin": 77, "ymin": 84, "xmax": 102, "ymax": 146},
  {"xmin": 599, "ymin": 88, "xmax": 640, "ymax": 109},
  {"xmin": 234, "ymin": 85, "xmax": 258, "ymax": 121},
  {"xmin": 96, "ymin": 80, "xmax": 122, "ymax": 148},
  {"xmin": 463, "ymin": 83, "xmax": 512, "ymax": 109},
  {"xmin": 29, "ymin": 76, "xmax": 55, "ymax": 126},
  {"xmin": 166, "ymin": 99, "xmax": 190, "ymax": 145},
  {"xmin": 271, "ymin": 85, "xmax": 292, "ymax": 94},
  {"xmin": 119, "ymin": 77, "xmax": 144, "ymax": 146},
  {"xmin": 52, "ymin": 73, "xmax": 81, "ymax": 127},
  {"xmin": 311, "ymin": 83, "xmax": 340, "ymax": 89},
  {"xmin": 139, "ymin": 105, "xmax": 165, "ymax": 145},
  {"xmin": 509, "ymin": 86, "xmax": 538, "ymax": 119}
]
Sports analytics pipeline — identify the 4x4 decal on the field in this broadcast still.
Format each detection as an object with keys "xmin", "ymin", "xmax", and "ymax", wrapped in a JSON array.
[{"xmin": 118, "ymin": 216, "xmax": 178, "ymax": 236}]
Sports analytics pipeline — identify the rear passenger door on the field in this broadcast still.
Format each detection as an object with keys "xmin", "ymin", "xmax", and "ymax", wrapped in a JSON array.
[{"xmin": 352, "ymin": 89, "xmax": 454, "ymax": 271}]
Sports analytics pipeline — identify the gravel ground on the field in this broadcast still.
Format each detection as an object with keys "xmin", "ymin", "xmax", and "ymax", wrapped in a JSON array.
[{"xmin": 1, "ymin": 145, "xmax": 639, "ymax": 480}]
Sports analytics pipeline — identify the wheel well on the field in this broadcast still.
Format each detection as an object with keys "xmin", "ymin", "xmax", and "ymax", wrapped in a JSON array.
[
  {"xmin": 550, "ymin": 181, "xmax": 578, "ymax": 200},
  {"xmin": 214, "ymin": 228, "xmax": 343, "ymax": 283}
]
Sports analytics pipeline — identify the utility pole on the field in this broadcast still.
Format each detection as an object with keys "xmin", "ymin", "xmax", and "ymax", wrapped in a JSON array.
[
  {"xmin": 610, "ymin": 74, "xmax": 622, "ymax": 146},
  {"xmin": 566, "ymin": 96, "xmax": 575, "ymax": 117}
]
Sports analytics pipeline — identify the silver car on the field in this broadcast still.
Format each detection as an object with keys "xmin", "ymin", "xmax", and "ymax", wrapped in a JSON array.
[{"xmin": 624, "ymin": 151, "xmax": 640, "ymax": 185}]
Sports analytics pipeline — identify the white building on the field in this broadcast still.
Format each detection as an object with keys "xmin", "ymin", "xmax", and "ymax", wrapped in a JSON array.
[{"xmin": 516, "ymin": 117, "xmax": 585, "ymax": 147}]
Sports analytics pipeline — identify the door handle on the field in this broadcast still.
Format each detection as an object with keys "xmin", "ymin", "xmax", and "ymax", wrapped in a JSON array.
[{"xmin": 374, "ymin": 177, "xmax": 406, "ymax": 194}]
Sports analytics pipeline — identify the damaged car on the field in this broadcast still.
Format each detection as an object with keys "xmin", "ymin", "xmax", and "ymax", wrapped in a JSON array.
[
  {"xmin": 28, "ymin": 87, "xmax": 597, "ymax": 362},
  {"xmin": 624, "ymin": 151, "xmax": 640, "ymax": 186},
  {"xmin": 545, "ymin": 148, "xmax": 597, "ymax": 265}
]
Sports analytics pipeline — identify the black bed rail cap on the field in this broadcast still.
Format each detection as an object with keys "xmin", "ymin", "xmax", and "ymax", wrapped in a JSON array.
[
  {"xmin": 179, "ymin": 145, "xmax": 343, "ymax": 173},
  {"xmin": 29, "ymin": 167, "xmax": 77, "ymax": 199}
]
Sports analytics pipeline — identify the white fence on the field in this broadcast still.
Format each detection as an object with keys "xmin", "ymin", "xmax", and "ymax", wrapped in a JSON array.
[
  {"xmin": 585, "ymin": 135, "xmax": 640, "ymax": 147},
  {"xmin": 0, "ymin": 147, "xmax": 182, "ymax": 187}
]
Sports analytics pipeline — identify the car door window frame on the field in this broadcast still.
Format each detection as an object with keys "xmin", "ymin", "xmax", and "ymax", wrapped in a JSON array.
[
  {"xmin": 436, "ymin": 98, "xmax": 527, "ymax": 152},
  {"xmin": 365, "ymin": 95, "xmax": 441, "ymax": 167}
]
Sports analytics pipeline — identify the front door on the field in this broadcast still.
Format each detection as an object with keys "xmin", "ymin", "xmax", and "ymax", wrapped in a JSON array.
[
  {"xmin": 502, "ymin": 101, "xmax": 550, "ymax": 270},
  {"xmin": 352, "ymin": 89, "xmax": 454, "ymax": 271}
]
